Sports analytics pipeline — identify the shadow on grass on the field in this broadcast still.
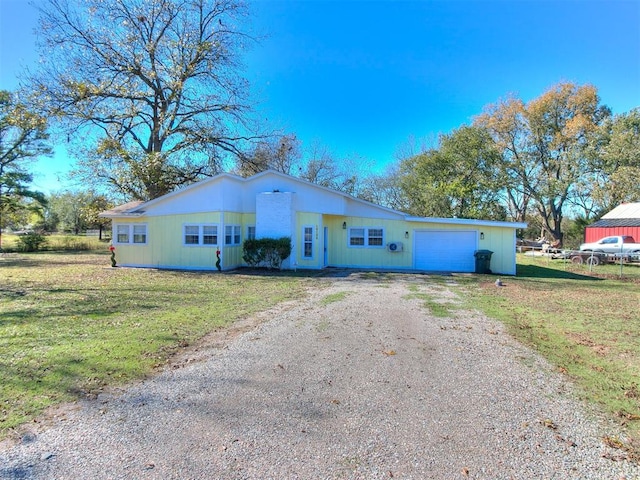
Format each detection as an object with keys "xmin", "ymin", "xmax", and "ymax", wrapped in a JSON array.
[
  {"xmin": 0, "ymin": 251, "xmax": 109, "ymax": 268},
  {"xmin": 516, "ymin": 264, "xmax": 604, "ymax": 281}
]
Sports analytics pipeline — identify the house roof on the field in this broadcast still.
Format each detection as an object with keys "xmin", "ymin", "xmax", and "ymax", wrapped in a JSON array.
[
  {"xmin": 405, "ymin": 216, "xmax": 528, "ymax": 229},
  {"xmin": 99, "ymin": 170, "xmax": 527, "ymax": 229},
  {"xmin": 588, "ymin": 218, "xmax": 640, "ymax": 228},
  {"xmin": 602, "ymin": 202, "xmax": 640, "ymax": 219},
  {"xmin": 99, "ymin": 200, "xmax": 145, "ymax": 217}
]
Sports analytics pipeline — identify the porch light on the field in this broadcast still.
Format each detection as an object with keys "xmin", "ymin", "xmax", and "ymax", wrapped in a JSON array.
[
  {"xmin": 405, "ymin": 231, "xmax": 409, "ymax": 239},
  {"xmin": 342, "ymin": 221, "xmax": 347, "ymax": 229},
  {"xmin": 480, "ymin": 232, "xmax": 485, "ymax": 240}
]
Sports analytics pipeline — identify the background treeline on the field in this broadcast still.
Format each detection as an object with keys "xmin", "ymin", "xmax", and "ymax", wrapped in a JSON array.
[
  {"xmin": 1, "ymin": 0, "xmax": 638, "ymax": 250},
  {"xmin": 240, "ymin": 83, "xmax": 639, "ymax": 248},
  {"xmin": 2, "ymin": 82, "xmax": 638, "ymax": 250}
]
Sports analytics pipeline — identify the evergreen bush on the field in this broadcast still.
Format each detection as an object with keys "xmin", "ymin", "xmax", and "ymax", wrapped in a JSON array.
[
  {"xmin": 16, "ymin": 232, "xmax": 47, "ymax": 252},
  {"xmin": 242, "ymin": 237, "xmax": 292, "ymax": 269}
]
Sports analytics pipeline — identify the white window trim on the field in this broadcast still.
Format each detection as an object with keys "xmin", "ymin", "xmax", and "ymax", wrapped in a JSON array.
[
  {"xmin": 348, "ymin": 226, "xmax": 385, "ymax": 248},
  {"xmin": 224, "ymin": 225, "xmax": 242, "ymax": 246},
  {"xmin": 183, "ymin": 224, "xmax": 219, "ymax": 247},
  {"xmin": 114, "ymin": 223, "xmax": 148, "ymax": 245},
  {"xmin": 302, "ymin": 225, "xmax": 314, "ymax": 259}
]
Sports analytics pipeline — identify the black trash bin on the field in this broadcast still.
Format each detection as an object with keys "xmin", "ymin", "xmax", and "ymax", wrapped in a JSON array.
[{"xmin": 474, "ymin": 249, "xmax": 493, "ymax": 274}]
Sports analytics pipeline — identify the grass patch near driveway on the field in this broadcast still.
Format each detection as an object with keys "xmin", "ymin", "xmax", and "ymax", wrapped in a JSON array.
[
  {"xmin": 320, "ymin": 291, "xmax": 348, "ymax": 306},
  {"xmin": 405, "ymin": 292, "xmax": 456, "ymax": 318},
  {"xmin": 460, "ymin": 254, "xmax": 640, "ymax": 458},
  {"xmin": 0, "ymin": 253, "xmax": 308, "ymax": 439}
]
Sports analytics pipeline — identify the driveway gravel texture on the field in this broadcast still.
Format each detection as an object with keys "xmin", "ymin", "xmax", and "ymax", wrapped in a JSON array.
[{"xmin": 1, "ymin": 271, "xmax": 638, "ymax": 480}]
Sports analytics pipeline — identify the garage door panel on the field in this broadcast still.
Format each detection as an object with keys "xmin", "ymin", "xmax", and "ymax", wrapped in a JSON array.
[{"xmin": 414, "ymin": 231, "xmax": 477, "ymax": 272}]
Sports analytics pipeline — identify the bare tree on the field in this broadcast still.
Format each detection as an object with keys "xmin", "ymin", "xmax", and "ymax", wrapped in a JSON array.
[
  {"xmin": 236, "ymin": 134, "xmax": 301, "ymax": 176},
  {"xmin": 30, "ymin": 0, "xmax": 257, "ymax": 200},
  {"xmin": 358, "ymin": 162, "xmax": 409, "ymax": 212}
]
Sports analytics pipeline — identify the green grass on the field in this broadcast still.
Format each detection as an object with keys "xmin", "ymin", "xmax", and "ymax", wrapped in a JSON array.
[
  {"xmin": 405, "ymin": 292, "xmax": 456, "ymax": 317},
  {"xmin": 0, "ymin": 252, "xmax": 308, "ymax": 438},
  {"xmin": 405, "ymin": 283, "xmax": 459, "ymax": 317},
  {"xmin": 520, "ymin": 252, "xmax": 640, "ymax": 282},
  {"xmin": 319, "ymin": 291, "xmax": 348, "ymax": 306},
  {"xmin": 458, "ymin": 254, "xmax": 640, "ymax": 458}
]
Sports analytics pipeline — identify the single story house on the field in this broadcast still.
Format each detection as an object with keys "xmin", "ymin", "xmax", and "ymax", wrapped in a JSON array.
[
  {"xmin": 584, "ymin": 202, "xmax": 640, "ymax": 243},
  {"xmin": 99, "ymin": 170, "xmax": 527, "ymax": 275}
]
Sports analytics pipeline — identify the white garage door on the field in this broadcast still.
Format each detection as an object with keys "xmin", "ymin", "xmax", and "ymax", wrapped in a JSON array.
[{"xmin": 414, "ymin": 230, "xmax": 478, "ymax": 272}]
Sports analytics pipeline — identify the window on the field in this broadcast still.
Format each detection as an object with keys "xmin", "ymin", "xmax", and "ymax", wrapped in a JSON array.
[
  {"xmin": 349, "ymin": 228, "xmax": 365, "ymax": 246},
  {"xmin": 368, "ymin": 228, "xmax": 383, "ymax": 246},
  {"xmin": 115, "ymin": 224, "xmax": 147, "ymax": 245},
  {"xmin": 132, "ymin": 225, "xmax": 146, "ymax": 244},
  {"xmin": 348, "ymin": 227, "xmax": 384, "ymax": 248},
  {"xmin": 116, "ymin": 225, "xmax": 130, "ymax": 243},
  {"xmin": 225, "ymin": 225, "xmax": 241, "ymax": 245},
  {"xmin": 303, "ymin": 226, "xmax": 313, "ymax": 258},
  {"xmin": 203, "ymin": 225, "xmax": 217, "ymax": 245},
  {"xmin": 247, "ymin": 226, "xmax": 256, "ymax": 240},
  {"xmin": 183, "ymin": 224, "xmax": 218, "ymax": 246},
  {"xmin": 184, "ymin": 225, "xmax": 200, "ymax": 245}
]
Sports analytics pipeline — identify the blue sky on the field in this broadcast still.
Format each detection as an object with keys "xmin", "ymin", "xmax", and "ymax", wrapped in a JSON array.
[{"xmin": 1, "ymin": 0, "xmax": 639, "ymax": 194}]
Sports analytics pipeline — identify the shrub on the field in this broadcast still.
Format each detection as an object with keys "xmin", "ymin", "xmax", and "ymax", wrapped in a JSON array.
[
  {"xmin": 242, "ymin": 237, "xmax": 292, "ymax": 269},
  {"xmin": 15, "ymin": 232, "xmax": 47, "ymax": 252}
]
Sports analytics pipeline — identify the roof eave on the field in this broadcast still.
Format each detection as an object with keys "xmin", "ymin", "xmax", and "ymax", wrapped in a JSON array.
[{"xmin": 405, "ymin": 216, "xmax": 528, "ymax": 229}]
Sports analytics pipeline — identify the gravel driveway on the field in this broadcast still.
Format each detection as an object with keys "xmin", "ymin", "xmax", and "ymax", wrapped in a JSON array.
[{"xmin": 1, "ymin": 272, "xmax": 638, "ymax": 479}]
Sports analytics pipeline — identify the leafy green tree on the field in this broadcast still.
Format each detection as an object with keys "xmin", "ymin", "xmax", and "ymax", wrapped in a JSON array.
[
  {"xmin": 47, "ymin": 192, "xmax": 85, "ymax": 234},
  {"xmin": 80, "ymin": 195, "xmax": 114, "ymax": 240},
  {"xmin": 398, "ymin": 125, "xmax": 505, "ymax": 219},
  {"xmin": 46, "ymin": 191, "xmax": 113, "ymax": 236},
  {"xmin": 476, "ymin": 82, "xmax": 610, "ymax": 244},
  {"xmin": 30, "ymin": 0, "xmax": 256, "ymax": 200},
  {"xmin": 586, "ymin": 108, "xmax": 640, "ymax": 214},
  {"xmin": 0, "ymin": 90, "xmax": 50, "ymax": 249}
]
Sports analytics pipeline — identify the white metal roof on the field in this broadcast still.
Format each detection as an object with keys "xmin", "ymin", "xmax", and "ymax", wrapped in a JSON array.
[
  {"xmin": 405, "ymin": 216, "xmax": 527, "ymax": 229},
  {"xmin": 98, "ymin": 170, "xmax": 527, "ymax": 230},
  {"xmin": 602, "ymin": 202, "xmax": 640, "ymax": 219}
]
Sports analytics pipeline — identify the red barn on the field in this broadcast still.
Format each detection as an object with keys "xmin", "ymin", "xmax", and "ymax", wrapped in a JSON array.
[{"xmin": 585, "ymin": 202, "xmax": 640, "ymax": 243}]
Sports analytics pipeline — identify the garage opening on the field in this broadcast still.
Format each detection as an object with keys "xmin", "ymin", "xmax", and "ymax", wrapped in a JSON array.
[{"xmin": 414, "ymin": 230, "xmax": 477, "ymax": 272}]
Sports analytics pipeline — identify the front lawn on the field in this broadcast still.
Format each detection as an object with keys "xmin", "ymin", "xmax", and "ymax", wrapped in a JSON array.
[
  {"xmin": 0, "ymin": 253, "xmax": 309, "ymax": 439},
  {"xmin": 462, "ymin": 253, "xmax": 640, "ymax": 459},
  {"xmin": 1, "ymin": 251, "xmax": 639, "ymax": 461}
]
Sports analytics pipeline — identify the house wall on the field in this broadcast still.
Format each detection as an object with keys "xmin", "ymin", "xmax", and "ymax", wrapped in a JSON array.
[
  {"xmin": 124, "ymin": 213, "xmax": 220, "ymax": 269},
  {"xmin": 321, "ymin": 218, "xmax": 517, "ymax": 275},
  {"xmin": 246, "ymin": 176, "xmax": 347, "ymax": 215},
  {"xmin": 110, "ymin": 212, "xmax": 519, "ymax": 275},
  {"xmin": 585, "ymin": 226, "xmax": 640, "ymax": 243},
  {"xmin": 325, "ymin": 216, "xmax": 413, "ymax": 269},
  {"xmin": 473, "ymin": 224, "xmax": 518, "ymax": 275},
  {"xmin": 111, "ymin": 212, "xmax": 249, "ymax": 271}
]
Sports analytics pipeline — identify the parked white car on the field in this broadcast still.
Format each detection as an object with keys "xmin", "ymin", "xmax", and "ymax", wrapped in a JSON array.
[{"xmin": 579, "ymin": 235, "xmax": 640, "ymax": 254}]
